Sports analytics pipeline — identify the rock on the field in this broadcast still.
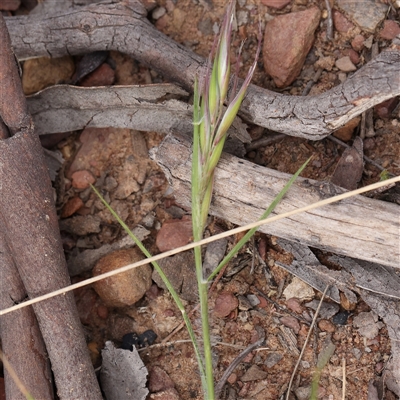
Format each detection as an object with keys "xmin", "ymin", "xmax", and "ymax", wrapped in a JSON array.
[
  {"xmin": 59, "ymin": 215, "xmax": 102, "ymax": 236},
  {"xmin": 93, "ymin": 248, "xmax": 153, "ymax": 307},
  {"xmin": 213, "ymin": 292, "xmax": 239, "ymax": 318},
  {"xmin": 286, "ymin": 297, "xmax": 304, "ymax": 314},
  {"xmin": 374, "ymin": 97, "xmax": 400, "ymax": 118},
  {"xmin": 263, "ymin": 7, "xmax": 321, "ymax": 87},
  {"xmin": 0, "ymin": 0, "xmax": 20, "ymax": 10},
  {"xmin": 148, "ymin": 366, "xmax": 175, "ymax": 393},
  {"xmin": 283, "ymin": 277, "xmax": 314, "ymax": 301},
  {"xmin": 22, "ymin": 56, "xmax": 75, "ymax": 95},
  {"xmin": 336, "ymin": 0, "xmax": 388, "ymax": 33},
  {"xmin": 261, "ymin": 0, "xmax": 291, "ymax": 9},
  {"xmin": 280, "ymin": 316, "xmax": 300, "ymax": 334},
  {"xmin": 80, "ymin": 63, "xmax": 115, "ymax": 87},
  {"xmin": 156, "ymin": 217, "xmax": 193, "ymax": 252},
  {"xmin": 347, "ymin": 49, "xmax": 360, "ymax": 65},
  {"xmin": 241, "ymin": 365, "xmax": 268, "ymax": 382},
  {"xmin": 305, "ymin": 300, "xmax": 340, "ymax": 320},
  {"xmin": 315, "ymin": 55, "xmax": 335, "ymax": 71},
  {"xmin": 61, "ymin": 196, "xmax": 84, "ymax": 218},
  {"xmin": 351, "ymin": 34, "xmax": 365, "ymax": 51},
  {"xmin": 152, "ymin": 6, "xmax": 166, "ymax": 20},
  {"xmin": 335, "ymin": 56, "xmax": 356, "ymax": 72},
  {"xmin": 71, "ymin": 170, "xmax": 96, "ymax": 189},
  {"xmin": 333, "ymin": 10, "xmax": 354, "ymax": 32},
  {"xmin": 148, "ymin": 388, "xmax": 180, "ymax": 400},
  {"xmin": 379, "ymin": 20, "xmax": 400, "ymax": 40},
  {"xmin": 152, "ymin": 251, "xmax": 198, "ymax": 302},
  {"xmin": 332, "ymin": 311, "xmax": 350, "ymax": 325},
  {"xmin": 264, "ymin": 352, "xmax": 283, "ymax": 368},
  {"xmin": 333, "ymin": 117, "xmax": 361, "ymax": 141},
  {"xmin": 353, "ymin": 311, "xmax": 380, "ymax": 339},
  {"xmin": 318, "ymin": 319, "xmax": 336, "ymax": 333}
]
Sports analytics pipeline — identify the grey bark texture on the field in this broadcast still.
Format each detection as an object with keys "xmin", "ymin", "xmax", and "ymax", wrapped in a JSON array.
[
  {"xmin": 4, "ymin": 0, "xmax": 400, "ymax": 139},
  {"xmin": 150, "ymin": 133, "xmax": 399, "ymax": 269}
]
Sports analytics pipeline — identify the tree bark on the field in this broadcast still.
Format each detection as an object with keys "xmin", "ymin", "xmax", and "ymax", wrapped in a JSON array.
[
  {"xmin": 150, "ymin": 133, "xmax": 399, "ymax": 269},
  {"xmin": 0, "ymin": 229, "xmax": 54, "ymax": 400},
  {"xmin": 4, "ymin": 1, "xmax": 400, "ymax": 140},
  {"xmin": 0, "ymin": 14, "xmax": 102, "ymax": 400}
]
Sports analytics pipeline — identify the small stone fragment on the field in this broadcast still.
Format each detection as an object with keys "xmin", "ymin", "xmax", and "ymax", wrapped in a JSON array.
[
  {"xmin": 241, "ymin": 365, "xmax": 268, "ymax": 382},
  {"xmin": 332, "ymin": 311, "xmax": 350, "ymax": 325},
  {"xmin": 152, "ymin": 6, "xmax": 166, "ymax": 20},
  {"xmin": 315, "ymin": 56, "xmax": 335, "ymax": 71},
  {"xmin": 333, "ymin": 10, "xmax": 354, "ymax": 32},
  {"xmin": 379, "ymin": 20, "xmax": 400, "ymax": 40},
  {"xmin": 351, "ymin": 34, "xmax": 365, "ymax": 51},
  {"xmin": 149, "ymin": 388, "xmax": 180, "ymax": 400},
  {"xmin": 353, "ymin": 311, "xmax": 380, "ymax": 339},
  {"xmin": 333, "ymin": 117, "xmax": 361, "ymax": 141},
  {"xmin": 22, "ymin": 56, "xmax": 75, "ymax": 95},
  {"xmin": 156, "ymin": 217, "xmax": 193, "ymax": 252},
  {"xmin": 283, "ymin": 277, "xmax": 314, "ymax": 301},
  {"xmin": 148, "ymin": 366, "xmax": 175, "ymax": 393},
  {"xmin": 213, "ymin": 292, "xmax": 239, "ymax": 318},
  {"xmin": 335, "ymin": 56, "xmax": 357, "ymax": 72},
  {"xmin": 80, "ymin": 63, "xmax": 115, "ymax": 87},
  {"xmin": 71, "ymin": 170, "xmax": 96, "ymax": 189},
  {"xmin": 93, "ymin": 248, "xmax": 153, "ymax": 308},
  {"xmin": 264, "ymin": 352, "xmax": 283, "ymax": 368},
  {"xmin": 59, "ymin": 215, "xmax": 101, "ymax": 236},
  {"xmin": 0, "ymin": 0, "xmax": 20, "ymax": 10},
  {"xmin": 286, "ymin": 297, "xmax": 304, "ymax": 314},
  {"xmin": 280, "ymin": 316, "xmax": 300, "ymax": 334},
  {"xmin": 238, "ymin": 295, "xmax": 253, "ymax": 311},
  {"xmin": 318, "ymin": 319, "xmax": 336, "ymax": 333},
  {"xmin": 305, "ymin": 300, "xmax": 340, "ymax": 320},
  {"xmin": 260, "ymin": 0, "xmax": 291, "ymax": 9},
  {"xmin": 336, "ymin": 0, "xmax": 388, "ymax": 33},
  {"xmin": 263, "ymin": 7, "xmax": 321, "ymax": 87},
  {"xmin": 374, "ymin": 98, "xmax": 400, "ymax": 118},
  {"xmin": 61, "ymin": 196, "xmax": 84, "ymax": 218}
]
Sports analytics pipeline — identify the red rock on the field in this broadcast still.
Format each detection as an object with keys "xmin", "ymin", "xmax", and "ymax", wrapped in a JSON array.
[
  {"xmin": 351, "ymin": 34, "xmax": 365, "ymax": 51},
  {"xmin": 149, "ymin": 366, "xmax": 175, "ymax": 393},
  {"xmin": 286, "ymin": 297, "xmax": 304, "ymax": 314},
  {"xmin": 374, "ymin": 97, "xmax": 399, "ymax": 118},
  {"xmin": 261, "ymin": 0, "xmax": 291, "ymax": 9},
  {"xmin": 156, "ymin": 217, "xmax": 193, "ymax": 252},
  {"xmin": 280, "ymin": 316, "xmax": 300, "ymax": 334},
  {"xmin": 317, "ymin": 319, "xmax": 336, "ymax": 333},
  {"xmin": 0, "ymin": 0, "xmax": 20, "ymax": 10},
  {"xmin": 333, "ymin": 117, "xmax": 360, "ymax": 141},
  {"xmin": 80, "ymin": 63, "xmax": 115, "ymax": 87},
  {"xmin": 263, "ymin": 7, "xmax": 321, "ymax": 88},
  {"xmin": 71, "ymin": 170, "xmax": 96, "ymax": 189},
  {"xmin": 379, "ymin": 20, "xmax": 400, "ymax": 40},
  {"xmin": 335, "ymin": 56, "xmax": 356, "ymax": 72},
  {"xmin": 213, "ymin": 292, "xmax": 239, "ymax": 318},
  {"xmin": 61, "ymin": 196, "xmax": 84, "ymax": 218},
  {"xmin": 97, "ymin": 304, "xmax": 109, "ymax": 319},
  {"xmin": 93, "ymin": 248, "xmax": 153, "ymax": 307},
  {"xmin": 333, "ymin": 10, "xmax": 354, "ymax": 32},
  {"xmin": 227, "ymin": 373, "xmax": 237, "ymax": 384},
  {"xmin": 349, "ymin": 49, "xmax": 360, "ymax": 65}
]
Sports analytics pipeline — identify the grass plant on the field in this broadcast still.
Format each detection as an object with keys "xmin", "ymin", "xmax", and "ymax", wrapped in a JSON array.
[{"xmin": 93, "ymin": 1, "xmax": 309, "ymax": 397}]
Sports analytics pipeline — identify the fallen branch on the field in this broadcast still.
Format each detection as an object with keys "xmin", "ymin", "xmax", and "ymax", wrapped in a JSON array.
[
  {"xmin": 150, "ymin": 133, "xmax": 399, "ymax": 268},
  {"xmin": 0, "ymin": 14, "xmax": 102, "ymax": 399},
  {"xmin": 5, "ymin": 0, "xmax": 400, "ymax": 139}
]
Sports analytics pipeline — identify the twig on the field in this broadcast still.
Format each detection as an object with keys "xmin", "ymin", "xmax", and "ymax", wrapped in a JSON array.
[
  {"xmin": 324, "ymin": 0, "xmax": 334, "ymax": 42},
  {"xmin": 214, "ymin": 326, "xmax": 265, "ymax": 398},
  {"xmin": 342, "ymin": 357, "xmax": 346, "ymax": 400},
  {"xmin": 0, "ymin": 176, "xmax": 399, "ymax": 318},
  {"xmin": 245, "ymin": 133, "xmax": 286, "ymax": 151},
  {"xmin": 285, "ymin": 284, "xmax": 330, "ymax": 400}
]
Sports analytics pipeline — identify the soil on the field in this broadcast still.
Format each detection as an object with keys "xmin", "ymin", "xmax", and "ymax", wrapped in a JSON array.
[{"xmin": 2, "ymin": 0, "xmax": 400, "ymax": 399}]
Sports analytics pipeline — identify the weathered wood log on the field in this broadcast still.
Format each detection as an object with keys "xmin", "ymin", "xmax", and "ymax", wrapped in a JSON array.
[
  {"xmin": 5, "ymin": 1, "xmax": 400, "ymax": 139},
  {"xmin": 0, "ymin": 14, "xmax": 102, "ymax": 399},
  {"xmin": 150, "ymin": 134, "xmax": 399, "ymax": 269},
  {"xmin": 0, "ymin": 229, "xmax": 54, "ymax": 400}
]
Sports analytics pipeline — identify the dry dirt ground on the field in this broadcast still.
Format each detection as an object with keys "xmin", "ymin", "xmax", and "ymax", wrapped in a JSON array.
[{"xmin": 2, "ymin": 0, "xmax": 400, "ymax": 399}]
